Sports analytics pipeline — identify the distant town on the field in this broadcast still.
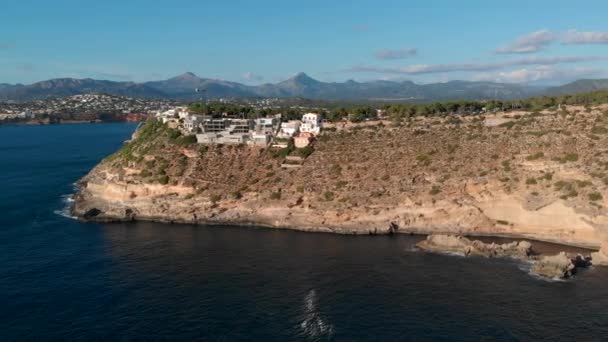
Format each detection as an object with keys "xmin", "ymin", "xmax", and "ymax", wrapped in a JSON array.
[{"xmin": 0, "ymin": 94, "xmax": 297, "ymax": 125}]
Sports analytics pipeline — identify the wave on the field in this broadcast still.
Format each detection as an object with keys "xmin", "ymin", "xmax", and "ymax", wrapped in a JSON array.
[
  {"xmin": 298, "ymin": 289, "xmax": 335, "ymax": 339},
  {"xmin": 53, "ymin": 193, "xmax": 77, "ymax": 220}
]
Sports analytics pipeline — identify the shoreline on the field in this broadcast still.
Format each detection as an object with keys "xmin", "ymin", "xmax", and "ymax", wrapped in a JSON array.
[
  {"xmin": 0, "ymin": 120, "xmax": 139, "ymax": 127},
  {"xmin": 74, "ymin": 211, "xmax": 600, "ymax": 252}
]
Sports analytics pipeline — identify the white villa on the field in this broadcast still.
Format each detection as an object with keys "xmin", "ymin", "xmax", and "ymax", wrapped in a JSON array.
[
  {"xmin": 156, "ymin": 106, "xmax": 189, "ymax": 123},
  {"xmin": 183, "ymin": 115, "xmax": 205, "ymax": 133},
  {"xmin": 277, "ymin": 120, "xmax": 301, "ymax": 139},
  {"xmin": 254, "ymin": 117, "xmax": 277, "ymax": 134},
  {"xmin": 300, "ymin": 113, "xmax": 322, "ymax": 136}
]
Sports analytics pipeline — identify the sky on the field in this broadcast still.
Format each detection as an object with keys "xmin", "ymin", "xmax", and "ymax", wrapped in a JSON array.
[{"xmin": 1, "ymin": 0, "xmax": 608, "ymax": 85}]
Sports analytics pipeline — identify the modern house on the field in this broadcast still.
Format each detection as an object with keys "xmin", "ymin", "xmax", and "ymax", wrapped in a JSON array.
[
  {"xmin": 277, "ymin": 120, "xmax": 301, "ymax": 138},
  {"xmin": 254, "ymin": 117, "xmax": 277, "ymax": 134},
  {"xmin": 196, "ymin": 118, "xmax": 254, "ymax": 145},
  {"xmin": 183, "ymin": 115, "xmax": 205, "ymax": 133},
  {"xmin": 300, "ymin": 113, "xmax": 321, "ymax": 135}
]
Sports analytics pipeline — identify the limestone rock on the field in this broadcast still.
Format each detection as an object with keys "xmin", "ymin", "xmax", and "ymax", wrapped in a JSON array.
[
  {"xmin": 531, "ymin": 252, "xmax": 591, "ymax": 279},
  {"xmin": 591, "ymin": 250, "xmax": 608, "ymax": 266},
  {"xmin": 417, "ymin": 234, "xmax": 532, "ymax": 259}
]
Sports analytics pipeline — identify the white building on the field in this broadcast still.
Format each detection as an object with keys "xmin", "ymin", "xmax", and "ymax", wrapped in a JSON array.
[
  {"xmin": 254, "ymin": 117, "xmax": 277, "ymax": 134},
  {"xmin": 156, "ymin": 106, "xmax": 189, "ymax": 121},
  {"xmin": 300, "ymin": 113, "xmax": 321, "ymax": 135},
  {"xmin": 277, "ymin": 120, "xmax": 301, "ymax": 138},
  {"xmin": 251, "ymin": 132, "xmax": 272, "ymax": 146},
  {"xmin": 195, "ymin": 118, "xmax": 254, "ymax": 145},
  {"xmin": 183, "ymin": 115, "xmax": 205, "ymax": 133},
  {"xmin": 17, "ymin": 109, "xmax": 34, "ymax": 119}
]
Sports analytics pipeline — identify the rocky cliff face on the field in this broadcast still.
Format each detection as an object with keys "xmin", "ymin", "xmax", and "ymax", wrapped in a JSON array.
[{"xmin": 73, "ymin": 106, "xmax": 608, "ymax": 257}]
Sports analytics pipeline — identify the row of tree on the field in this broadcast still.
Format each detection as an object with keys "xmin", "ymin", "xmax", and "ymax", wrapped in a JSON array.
[{"xmin": 188, "ymin": 89, "xmax": 608, "ymax": 123}]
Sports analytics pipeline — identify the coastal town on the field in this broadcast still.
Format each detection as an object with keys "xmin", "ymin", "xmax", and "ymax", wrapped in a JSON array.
[{"xmin": 0, "ymin": 94, "xmax": 176, "ymax": 124}]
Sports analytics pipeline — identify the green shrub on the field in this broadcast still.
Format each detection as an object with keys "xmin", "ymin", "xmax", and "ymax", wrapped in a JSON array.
[
  {"xmin": 540, "ymin": 172, "xmax": 553, "ymax": 181},
  {"xmin": 166, "ymin": 128, "xmax": 181, "ymax": 140},
  {"xmin": 589, "ymin": 192, "xmax": 603, "ymax": 201},
  {"xmin": 557, "ymin": 153, "xmax": 579, "ymax": 163},
  {"xmin": 158, "ymin": 175, "xmax": 169, "ymax": 185},
  {"xmin": 429, "ymin": 185, "xmax": 441, "ymax": 195},
  {"xmin": 295, "ymin": 146, "xmax": 314, "ymax": 158},
  {"xmin": 525, "ymin": 152, "xmax": 544, "ymax": 161},
  {"xmin": 209, "ymin": 194, "xmax": 222, "ymax": 203},
  {"xmin": 335, "ymin": 180, "xmax": 348, "ymax": 189},
  {"xmin": 270, "ymin": 192, "xmax": 281, "ymax": 200},
  {"xmin": 499, "ymin": 121, "xmax": 516, "ymax": 129},
  {"xmin": 526, "ymin": 177, "xmax": 537, "ymax": 185},
  {"xmin": 323, "ymin": 191, "xmax": 335, "ymax": 201},
  {"xmin": 175, "ymin": 135, "xmax": 197, "ymax": 146},
  {"xmin": 591, "ymin": 126, "xmax": 608, "ymax": 134},
  {"xmin": 416, "ymin": 154, "xmax": 431, "ymax": 166},
  {"xmin": 576, "ymin": 180, "xmax": 592, "ymax": 188}
]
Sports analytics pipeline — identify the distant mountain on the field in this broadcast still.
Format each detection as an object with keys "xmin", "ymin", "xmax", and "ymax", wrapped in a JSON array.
[
  {"xmin": 249, "ymin": 73, "xmax": 543, "ymax": 101},
  {"xmin": 0, "ymin": 78, "xmax": 165, "ymax": 101},
  {"xmin": 546, "ymin": 79, "xmax": 608, "ymax": 96},
  {"xmin": 6, "ymin": 72, "xmax": 605, "ymax": 103},
  {"xmin": 143, "ymin": 72, "xmax": 255, "ymax": 99}
]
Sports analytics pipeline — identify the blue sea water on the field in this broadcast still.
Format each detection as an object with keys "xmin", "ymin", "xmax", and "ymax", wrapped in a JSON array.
[{"xmin": 3, "ymin": 123, "xmax": 608, "ymax": 341}]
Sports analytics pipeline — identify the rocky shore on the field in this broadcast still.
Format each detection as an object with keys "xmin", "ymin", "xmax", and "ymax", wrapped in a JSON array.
[
  {"xmin": 72, "ymin": 106, "xmax": 608, "ymax": 270},
  {"xmin": 417, "ymin": 234, "xmax": 592, "ymax": 279}
]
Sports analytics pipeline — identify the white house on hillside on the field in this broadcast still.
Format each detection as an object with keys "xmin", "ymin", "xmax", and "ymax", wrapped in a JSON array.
[
  {"xmin": 300, "ymin": 113, "xmax": 321, "ymax": 135},
  {"xmin": 277, "ymin": 120, "xmax": 301, "ymax": 138}
]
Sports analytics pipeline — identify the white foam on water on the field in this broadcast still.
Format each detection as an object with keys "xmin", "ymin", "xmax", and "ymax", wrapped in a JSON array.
[
  {"xmin": 53, "ymin": 193, "xmax": 77, "ymax": 220},
  {"xmin": 298, "ymin": 289, "xmax": 335, "ymax": 339}
]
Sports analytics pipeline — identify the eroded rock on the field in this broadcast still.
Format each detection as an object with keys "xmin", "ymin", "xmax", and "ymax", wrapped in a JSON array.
[
  {"xmin": 417, "ymin": 234, "xmax": 532, "ymax": 258},
  {"xmin": 531, "ymin": 252, "xmax": 591, "ymax": 279},
  {"xmin": 418, "ymin": 234, "xmax": 591, "ymax": 279}
]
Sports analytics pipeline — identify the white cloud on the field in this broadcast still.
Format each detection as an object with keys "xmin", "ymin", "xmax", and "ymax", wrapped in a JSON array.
[
  {"xmin": 348, "ymin": 55, "xmax": 606, "ymax": 75},
  {"xmin": 471, "ymin": 66, "xmax": 602, "ymax": 84},
  {"xmin": 495, "ymin": 30, "xmax": 555, "ymax": 54},
  {"xmin": 243, "ymin": 71, "xmax": 264, "ymax": 82},
  {"xmin": 375, "ymin": 48, "xmax": 417, "ymax": 60},
  {"xmin": 563, "ymin": 30, "xmax": 608, "ymax": 45}
]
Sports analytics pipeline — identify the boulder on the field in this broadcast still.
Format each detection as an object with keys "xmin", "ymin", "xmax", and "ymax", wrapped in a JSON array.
[
  {"xmin": 531, "ymin": 252, "xmax": 591, "ymax": 279},
  {"xmin": 591, "ymin": 250, "xmax": 608, "ymax": 266},
  {"xmin": 417, "ymin": 234, "xmax": 532, "ymax": 259},
  {"xmin": 590, "ymin": 242, "xmax": 608, "ymax": 266}
]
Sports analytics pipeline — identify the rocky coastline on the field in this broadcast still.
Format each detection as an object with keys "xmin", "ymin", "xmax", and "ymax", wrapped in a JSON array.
[
  {"xmin": 417, "ymin": 234, "xmax": 593, "ymax": 279},
  {"xmin": 72, "ymin": 106, "xmax": 608, "ymax": 274}
]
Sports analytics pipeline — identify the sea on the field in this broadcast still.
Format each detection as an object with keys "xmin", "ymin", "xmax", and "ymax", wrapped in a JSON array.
[{"xmin": 2, "ymin": 123, "xmax": 608, "ymax": 341}]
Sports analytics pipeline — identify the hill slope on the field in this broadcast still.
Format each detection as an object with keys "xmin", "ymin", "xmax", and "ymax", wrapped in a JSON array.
[
  {"xmin": 73, "ymin": 106, "xmax": 608, "ymax": 255},
  {"xmin": 0, "ymin": 78, "xmax": 165, "ymax": 101},
  {"xmin": 547, "ymin": 79, "xmax": 608, "ymax": 95}
]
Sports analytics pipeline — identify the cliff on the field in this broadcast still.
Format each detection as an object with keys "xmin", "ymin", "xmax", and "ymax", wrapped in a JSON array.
[{"xmin": 73, "ymin": 106, "xmax": 608, "ymax": 257}]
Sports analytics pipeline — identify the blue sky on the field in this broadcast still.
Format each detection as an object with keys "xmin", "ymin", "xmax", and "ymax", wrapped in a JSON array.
[{"xmin": 1, "ymin": 0, "xmax": 608, "ymax": 85}]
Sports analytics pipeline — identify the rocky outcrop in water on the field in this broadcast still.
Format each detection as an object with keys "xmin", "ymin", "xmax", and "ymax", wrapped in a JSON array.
[
  {"xmin": 417, "ymin": 234, "xmax": 532, "ymax": 258},
  {"xmin": 417, "ymin": 234, "xmax": 592, "ymax": 279},
  {"xmin": 531, "ymin": 252, "xmax": 592, "ymax": 279}
]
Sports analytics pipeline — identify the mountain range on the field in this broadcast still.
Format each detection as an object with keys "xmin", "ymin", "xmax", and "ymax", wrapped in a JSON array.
[{"xmin": 1, "ymin": 72, "xmax": 608, "ymax": 102}]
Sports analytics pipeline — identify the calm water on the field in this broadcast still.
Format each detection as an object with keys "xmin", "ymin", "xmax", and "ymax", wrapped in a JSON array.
[{"xmin": 3, "ymin": 123, "xmax": 608, "ymax": 341}]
